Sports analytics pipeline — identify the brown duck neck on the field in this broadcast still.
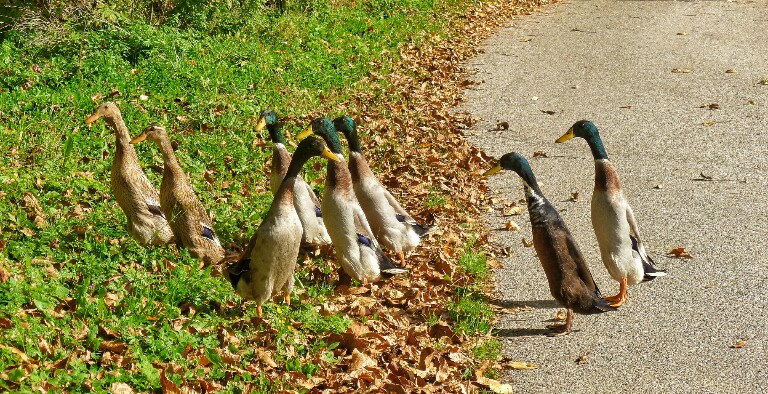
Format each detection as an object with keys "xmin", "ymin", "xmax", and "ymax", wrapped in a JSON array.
[
  {"xmin": 327, "ymin": 159, "xmax": 352, "ymax": 197},
  {"xmin": 593, "ymin": 160, "xmax": 622, "ymax": 193},
  {"xmin": 106, "ymin": 115, "xmax": 138, "ymax": 162}
]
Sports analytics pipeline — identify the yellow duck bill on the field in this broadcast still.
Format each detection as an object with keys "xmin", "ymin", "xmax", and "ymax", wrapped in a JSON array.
[
  {"xmin": 296, "ymin": 125, "xmax": 313, "ymax": 142},
  {"xmin": 555, "ymin": 127, "xmax": 575, "ymax": 143},
  {"xmin": 130, "ymin": 133, "xmax": 148, "ymax": 144},
  {"xmin": 483, "ymin": 164, "xmax": 502, "ymax": 176}
]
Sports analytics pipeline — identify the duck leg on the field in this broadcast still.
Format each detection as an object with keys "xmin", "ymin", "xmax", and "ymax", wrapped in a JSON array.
[
  {"xmin": 284, "ymin": 292, "xmax": 291, "ymax": 306},
  {"xmin": 256, "ymin": 304, "xmax": 263, "ymax": 319},
  {"xmin": 546, "ymin": 309, "xmax": 573, "ymax": 337},
  {"xmin": 397, "ymin": 251, "xmax": 406, "ymax": 267},
  {"xmin": 603, "ymin": 277, "xmax": 628, "ymax": 307}
]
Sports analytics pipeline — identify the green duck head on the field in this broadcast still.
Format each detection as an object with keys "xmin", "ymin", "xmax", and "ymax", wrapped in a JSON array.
[
  {"xmin": 483, "ymin": 151, "xmax": 540, "ymax": 191},
  {"xmin": 332, "ymin": 116, "xmax": 362, "ymax": 154},
  {"xmin": 296, "ymin": 117, "xmax": 344, "ymax": 155},
  {"xmin": 254, "ymin": 109, "xmax": 284, "ymax": 144},
  {"xmin": 556, "ymin": 120, "xmax": 608, "ymax": 160}
]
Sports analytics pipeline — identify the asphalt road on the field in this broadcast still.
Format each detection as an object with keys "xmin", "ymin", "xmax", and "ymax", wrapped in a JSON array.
[{"xmin": 460, "ymin": 0, "xmax": 768, "ymax": 392}]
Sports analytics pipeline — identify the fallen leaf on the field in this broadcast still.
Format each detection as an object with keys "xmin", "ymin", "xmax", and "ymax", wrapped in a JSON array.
[
  {"xmin": 569, "ymin": 191, "xmax": 579, "ymax": 202},
  {"xmin": 521, "ymin": 239, "xmax": 533, "ymax": 247},
  {"xmin": 476, "ymin": 375, "xmax": 513, "ymax": 393},
  {"xmin": 653, "ymin": 184, "xmax": 663, "ymax": 189},
  {"xmin": 676, "ymin": 32, "xmax": 687, "ymax": 35},
  {"xmin": 667, "ymin": 247, "xmax": 693, "ymax": 259},
  {"xmin": 255, "ymin": 348, "xmax": 277, "ymax": 367},
  {"xmin": 503, "ymin": 360, "xmax": 540, "ymax": 370},
  {"xmin": 159, "ymin": 369, "xmax": 181, "ymax": 394},
  {"xmin": 540, "ymin": 110, "xmax": 556, "ymax": 115},
  {"xmin": 619, "ymin": 104, "xmax": 632, "ymax": 109},
  {"xmin": 730, "ymin": 340, "xmax": 747, "ymax": 349},
  {"xmin": 532, "ymin": 150, "xmax": 548, "ymax": 158},
  {"xmin": 554, "ymin": 310, "xmax": 567, "ymax": 321},
  {"xmin": 349, "ymin": 348, "xmax": 375, "ymax": 370},
  {"xmin": 575, "ymin": 353, "xmax": 589, "ymax": 364},
  {"xmin": 110, "ymin": 382, "xmax": 135, "ymax": 394},
  {"xmin": 504, "ymin": 220, "xmax": 520, "ymax": 232},
  {"xmin": 725, "ymin": 69, "xmax": 737, "ymax": 74},
  {"xmin": 504, "ymin": 206, "xmax": 525, "ymax": 216},
  {"xmin": 708, "ymin": 103, "xmax": 720, "ymax": 110},
  {"xmin": 671, "ymin": 68, "xmax": 691, "ymax": 73},
  {"xmin": 759, "ymin": 78, "xmax": 768, "ymax": 85},
  {"xmin": 495, "ymin": 121, "xmax": 509, "ymax": 131},
  {"xmin": 698, "ymin": 172, "xmax": 713, "ymax": 180},
  {"xmin": 701, "ymin": 121, "xmax": 716, "ymax": 126}
]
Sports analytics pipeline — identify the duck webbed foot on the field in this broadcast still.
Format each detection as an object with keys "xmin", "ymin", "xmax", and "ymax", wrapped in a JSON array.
[
  {"xmin": 603, "ymin": 277, "xmax": 628, "ymax": 307},
  {"xmin": 545, "ymin": 309, "xmax": 573, "ymax": 337}
]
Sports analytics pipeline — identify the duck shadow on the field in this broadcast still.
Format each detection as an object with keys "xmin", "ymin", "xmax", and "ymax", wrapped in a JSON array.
[
  {"xmin": 495, "ymin": 327, "xmax": 549, "ymax": 337},
  {"xmin": 490, "ymin": 299, "xmax": 560, "ymax": 309}
]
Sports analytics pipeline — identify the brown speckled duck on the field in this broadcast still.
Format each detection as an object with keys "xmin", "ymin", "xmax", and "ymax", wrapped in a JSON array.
[
  {"xmin": 333, "ymin": 116, "xmax": 433, "ymax": 266},
  {"xmin": 484, "ymin": 152, "xmax": 615, "ymax": 336},
  {"xmin": 255, "ymin": 109, "xmax": 331, "ymax": 245},
  {"xmin": 556, "ymin": 120, "xmax": 665, "ymax": 307},
  {"xmin": 130, "ymin": 125, "xmax": 224, "ymax": 264},
  {"xmin": 297, "ymin": 118, "xmax": 406, "ymax": 283},
  {"xmin": 227, "ymin": 136, "xmax": 339, "ymax": 318},
  {"xmin": 85, "ymin": 102, "xmax": 173, "ymax": 246}
]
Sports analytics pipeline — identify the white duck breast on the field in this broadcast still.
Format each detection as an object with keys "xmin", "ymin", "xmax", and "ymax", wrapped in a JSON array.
[
  {"xmin": 235, "ymin": 199, "xmax": 302, "ymax": 303},
  {"xmin": 293, "ymin": 179, "xmax": 332, "ymax": 245},
  {"xmin": 321, "ymin": 177, "xmax": 382, "ymax": 281},
  {"xmin": 591, "ymin": 187, "xmax": 645, "ymax": 286}
]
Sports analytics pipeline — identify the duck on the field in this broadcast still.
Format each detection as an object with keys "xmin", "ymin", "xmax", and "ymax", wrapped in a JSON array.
[
  {"xmin": 556, "ymin": 120, "xmax": 665, "ymax": 307},
  {"xmin": 255, "ymin": 109, "xmax": 331, "ymax": 245},
  {"xmin": 85, "ymin": 102, "xmax": 174, "ymax": 246},
  {"xmin": 130, "ymin": 125, "xmax": 225, "ymax": 264},
  {"xmin": 333, "ymin": 116, "xmax": 433, "ymax": 266},
  {"xmin": 227, "ymin": 136, "xmax": 339, "ymax": 318},
  {"xmin": 297, "ymin": 117, "xmax": 406, "ymax": 283},
  {"xmin": 484, "ymin": 152, "xmax": 615, "ymax": 336}
]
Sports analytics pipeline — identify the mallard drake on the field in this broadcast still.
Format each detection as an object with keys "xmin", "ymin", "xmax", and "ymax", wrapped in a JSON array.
[
  {"xmin": 484, "ymin": 152, "xmax": 615, "ymax": 336},
  {"xmin": 556, "ymin": 120, "xmax": 665, "ymax": 307},
  {"xmin": 255, "ymin": 109, "xmax": 331, "ymax": 245},
  {"xmin": 333, "ymin": 116, "xmax": 433, "ymax": 266},
  {"xmin": 227, "ymin": 136, "xmax": 339, "ymax": 318},
  {"xmin": 130, "ymin": 125, "xmax": 225, "ymax": 264},
  {"xmin": 297, "ymin": 118, "xmax": 406, "ymax": 283},
  {"xmin": 85, "ymin": 102, "xmax": 174, "ymax": 246}
]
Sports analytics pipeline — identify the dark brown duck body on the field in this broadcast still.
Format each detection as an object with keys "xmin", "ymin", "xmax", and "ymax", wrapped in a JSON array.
[{"xmin": 526, "ymin": 189, "xmax": 611, "ymax": 315}]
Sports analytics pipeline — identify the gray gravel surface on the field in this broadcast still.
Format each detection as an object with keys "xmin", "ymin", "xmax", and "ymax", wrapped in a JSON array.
[{"xmin": 459, "ymin": 0, "xmax": 768, "ymax": 392}]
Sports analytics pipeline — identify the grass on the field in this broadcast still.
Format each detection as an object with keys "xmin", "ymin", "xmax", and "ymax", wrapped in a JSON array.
[{"xmin": 0, "ymin": 0, "xmax": 514, "ymax": 391}]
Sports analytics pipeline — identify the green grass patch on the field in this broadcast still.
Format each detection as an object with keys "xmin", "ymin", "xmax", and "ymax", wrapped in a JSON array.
[{"xmin": 457, "ymin": 238, "xmax": 489, "ymax": 279}]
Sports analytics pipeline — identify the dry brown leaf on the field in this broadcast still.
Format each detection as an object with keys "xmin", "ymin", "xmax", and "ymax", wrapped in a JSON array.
[
  {"xmin": 725, "ymin": 69, "xmax": 737, "ymax": 74},
  {"xmin": 475, "ymin": 375, "xmax": 513, "ymax": 393},
  {"xmin": 504, "ymin": 220, "xmax": 520, "ymax": 232},
  {"xmin": 0, "ymin": 264, "xmax": 10, "ymax": 283},
  {"xmin": 569, "ymin": 191, "xmax": 579, "ymax": 202},
  {"xmin": 504, "ymin": 206, "xmax": 524, "ymax": 216},
  {"xmin": 532, "ymin": 150, "xmax": 548, "ymax": 158},
  {"xmin": 160, "ymin": 369, "xmax": 182, "ymax": 394},
  {"xmin": 521, "ymin": 239, "xmax": 534, "ymax": 247},
  {"xmin": 349, "ymin": 348, "xmax": 376, "ymax": 371},
  {"xmin": 575, "ymin": 353, "xmax": 589, "ymax": 364},
  {"xmin": 668, "ymin": 247, "xmax": 693, "ymax": 259},
  {"xmin": 503, "ymin": 360, "xmax": 540, "ymax": 370},
  {"xmin": 701, "ymin": 121, "xmax": 716, "ymax": 126},
  {"xmin": 671, "ymin": 68, "xmax": 691, "ymax": 73},
  {"xmin": 110, "ymin": 383, "xmax": 136, "ymax": 394},
  {"xmin": 99, "ymin": 340, "xmax": 128, "ymax": 354},
  {"xmin": 730, "ymin": 340, "xmax": 747, "ymax": 349},
  {"xmin": 255, "ymin": 348, "xmax": 277, "ymax": 367}
]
